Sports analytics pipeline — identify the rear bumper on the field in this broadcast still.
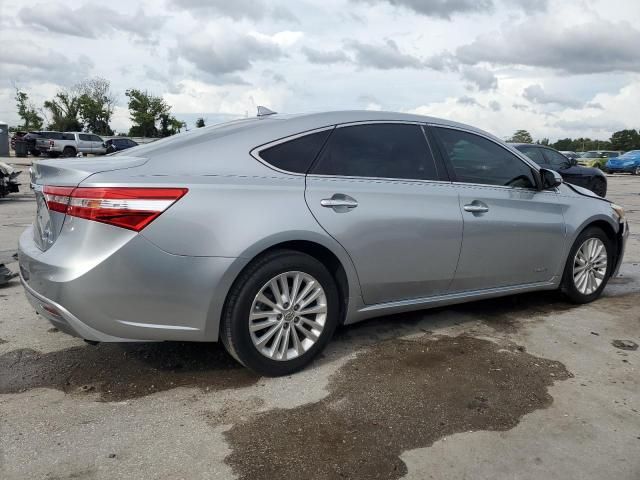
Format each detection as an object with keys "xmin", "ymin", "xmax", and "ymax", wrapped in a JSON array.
[
  {"xmin": 18, "ymin": 223, "xmax": 238, "ymax": 342},
  {"xmin": 21, "ymin": 273, "xmax": 137, "ymax": 341}
]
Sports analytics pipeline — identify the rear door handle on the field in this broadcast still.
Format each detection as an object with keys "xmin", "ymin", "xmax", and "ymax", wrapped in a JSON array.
[
  {"xmin": 320, "ymin": 194, "xmax": 358, "ymax": 212},
  {"xmin": 463, "ymin": 202, "xmax": 489, "ymax": 213}
]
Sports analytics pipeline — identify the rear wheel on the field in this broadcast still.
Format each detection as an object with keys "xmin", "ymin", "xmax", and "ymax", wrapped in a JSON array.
[
  {"xmin": 561, "ymin": 227, "xmax": 612, "ymax": 303},
  {"xmin": 220, "ymin": 250, "xmax": 339, "ymax": 376},
  {"xmin": 30, "ymin": 149, "xmax": 41, "ymax": 157},
  {"xmin": 633, "ymin": 166, "xmax": 640, "ymax": 175},
  {"xmin": 62, "ymin": 147, "xmax": 76, "ymax": 158},
  {"xmin": 591, "ymin": 178, "xmax": 607, "ymax": 197}
]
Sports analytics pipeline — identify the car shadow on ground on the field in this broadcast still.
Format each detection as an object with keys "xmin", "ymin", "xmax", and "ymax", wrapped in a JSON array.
[{"xmin": 0, "ymin": 290, "xmax": 582, "ymax": 402}]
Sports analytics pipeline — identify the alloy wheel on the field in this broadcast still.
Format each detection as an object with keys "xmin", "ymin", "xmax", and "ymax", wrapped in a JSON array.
[
  {"xmin": 572, "ymin": 238, "xmax": 607, "ymax": 295},
  {"xmin": 249, "ymin": 271, "xmax": 327, "ymax": 361}
]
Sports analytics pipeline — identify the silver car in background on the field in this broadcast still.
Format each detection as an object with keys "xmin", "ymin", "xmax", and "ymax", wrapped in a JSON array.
[{"xmin": 19, "ymin": 111, "xmax": 628, "ymax": 375}]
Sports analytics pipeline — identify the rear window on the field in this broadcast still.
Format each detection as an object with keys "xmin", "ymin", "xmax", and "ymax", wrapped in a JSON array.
[{"xmin": 259, "ymin": 129, "xmax": 333, "ymax": 173}]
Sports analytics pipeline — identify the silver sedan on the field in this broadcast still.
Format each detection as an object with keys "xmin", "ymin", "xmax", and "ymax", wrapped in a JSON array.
[{"xmin": 18, "ymin": 111, "xmax": 628, "ymax": 375}]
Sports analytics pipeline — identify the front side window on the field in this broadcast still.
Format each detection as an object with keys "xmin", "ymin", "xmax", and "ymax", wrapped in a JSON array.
[
  {"xmin": 79, "ymin": 134, "xmax": 91, "ymax": 141},
  {"xmin": 311, "ymin": 123, "xmax": 438, "ymax": 180},
  {"xmin": 434, "ymin": 127, "xmax": 536, "ymax": 189},
  {"xmin": 259, "ymin": 129, "xmax": 332, "ymax": 174},
  {"xmin": 90, "ymin": 135, "xmax": 102, "ymax": 142}
]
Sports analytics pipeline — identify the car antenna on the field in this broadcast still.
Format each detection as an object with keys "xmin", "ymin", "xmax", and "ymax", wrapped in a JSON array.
[{"xmin": 257, "ymin": 106, "xmax": 277, "ymax": 117}]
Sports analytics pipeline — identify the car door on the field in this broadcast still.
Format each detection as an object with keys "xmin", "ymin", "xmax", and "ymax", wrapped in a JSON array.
[
  {"xmin": 430, "ymin": 126, "xmax": 566, "ymax": 292},
  {"xmin": 77, "ymin": 134, "xmax": 92, "ymax": 154},
  {"xmin": 305, "ymin": 122, "xmax": 463, "ymax": 305},
  {"xmin": 90, "ymin": 135, "xmax": 105, "ymax": 154}
]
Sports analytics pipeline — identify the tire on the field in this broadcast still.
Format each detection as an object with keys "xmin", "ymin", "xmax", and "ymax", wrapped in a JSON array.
[
  {"xmin": 30, "ymin": 149, "xmax": 41, "ymax": 157},
  {"xmin": 62, "ymin": 146, "xmax": 76, "ymax": 158},
  {"xmin": 220, "ymin": 249, "xmax": 339, "ymax": 376},
  {"xmin": 633, "ymin": 166, "xmax": 640, "ymax": 176},
  {"xmin": 561, "ymin": 227, "xmax": 613, "ymax": 304},
  {"xmin": 591, "ymin": 178, "xmax": 607, "ymax": 197}
]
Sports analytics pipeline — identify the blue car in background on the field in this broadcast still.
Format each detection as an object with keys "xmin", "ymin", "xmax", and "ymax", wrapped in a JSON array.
[{"xmin": 605, "ymin": 150, "xmax": 640, "ymax": 175}]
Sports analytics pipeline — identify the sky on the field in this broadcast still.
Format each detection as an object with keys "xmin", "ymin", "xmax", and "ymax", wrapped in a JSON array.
[{"xmin": 1, "ymin": 0, "xmax": 639, "ymax": 141}]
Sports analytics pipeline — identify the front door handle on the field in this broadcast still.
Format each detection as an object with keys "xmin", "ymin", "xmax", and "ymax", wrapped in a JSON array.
[
  {"xmin": 463, "ymin": 202, "xmax": 489, "ymax": 213},
  {"xmin": 320, "ymin": 194, "xmax": 358, "ymax": 212}
]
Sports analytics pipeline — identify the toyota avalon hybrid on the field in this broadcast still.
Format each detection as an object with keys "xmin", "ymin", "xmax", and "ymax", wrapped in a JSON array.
[{"xmin": 19, "ymin": 111, "xmax": 628, "ymax": 375}]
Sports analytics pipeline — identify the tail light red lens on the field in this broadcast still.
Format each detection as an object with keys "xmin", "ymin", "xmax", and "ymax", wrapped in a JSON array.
[{"xmin": 43, "ymin": 186, "xmax": 188, "ymax": 231}]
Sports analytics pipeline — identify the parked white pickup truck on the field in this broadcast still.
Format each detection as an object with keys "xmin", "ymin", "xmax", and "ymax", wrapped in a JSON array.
[{"xmin": 36, "ymin": 132, "xmax": 106, "ymax": 157}]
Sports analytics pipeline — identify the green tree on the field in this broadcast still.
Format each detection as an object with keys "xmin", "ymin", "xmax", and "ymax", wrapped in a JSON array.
[
  {"xmin": 507, "ymin": 130, "xmax": 533, "ymax": 143},
  {"xmin": 551, "ymin": 138, "xmax": 574, "ymax": 151},
  {"xmin": 44, "ymin": 87, "xmax": 83, "ymax": 132},
  {"xmin": 195, "ymin": 117, "xmax": 205, "ymax": 128},
  {"xmin": 15, "ymin": 89, "xmax": 43, "ymax": 131},
  {"xmin": 610, "ymin": 129, "xmax": 640, "ymax": 151},
  {"xmin": 77, "ymin": 77, "xmax": 116, "ymax": 135},
  {"xmin": 126, "ymin": 89, "xmax": 170, "ymax": 137},
  {"xmin": 159, "ymin": 113, "xmax": 186, "ymax": 137}
]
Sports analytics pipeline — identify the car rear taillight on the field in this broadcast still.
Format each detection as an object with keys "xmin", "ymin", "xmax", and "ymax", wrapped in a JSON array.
[{"xmin": 43, "ymin": 186, "xmax": 188, "ymax": 231}]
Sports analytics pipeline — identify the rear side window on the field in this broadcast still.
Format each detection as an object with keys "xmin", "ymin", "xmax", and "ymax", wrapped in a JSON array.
[
  {"xmin": 259, "ymin": 129, "xmax": 332, "ymax": 174},
  {"xmin": 543, "ymin": 149, "xmax": 571, "ymax": 170},
  {"xmin": 311, "ymin": 123, "xmax": 438, "ymax": 180},
  {"xmin": 517, "ymin": 146, "xmax": 547, "ymax": 167},
  {"xmin": 62, "ymin": 133, "xmax": 75, "ymax": 140},
  {"xmin": 434, "ymin": 127, "xmax": 536, "ymax": 189}
]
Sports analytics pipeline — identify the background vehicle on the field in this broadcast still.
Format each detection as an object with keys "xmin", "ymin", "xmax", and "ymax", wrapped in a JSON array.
[
  {"xmin": 511, "ymin": 143, "xmax": 608, "ymax": 197},
  {"xmin": 105, "ymin": 138, "xmax": 138, "ymax": 154},
  {"xmin": 578, "ymin": 150, "xmax": 623, "ymax": 169},
  {"xmin": 560, "ymin": 151, "xmax": 579, "ymax": 161},
  {"xmin": 37, "ymin": 132, "xmax": 106, "ymax": 157},
  {"xmin": 605, "ymin": 150, "xmax": 640, "ymax": 175},
  {"xmin": 0, "ymin": 161, "xmax": 20, "ymax": 197},
  {"xmin": 10, "ymin": 131, "xmax": 26, "ymax": 150},
  {"xmin": 19, "ymin": 111, "xmax": 627, "ymax": 376},
  {"xmin": 21, "ymin": 132, "xmax": 45, "ymax": 156}
]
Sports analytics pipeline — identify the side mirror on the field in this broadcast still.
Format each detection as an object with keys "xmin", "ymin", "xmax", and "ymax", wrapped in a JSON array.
[{"xmin": 540, "ymin": 168, "xmax": 562, "ymax": 189}]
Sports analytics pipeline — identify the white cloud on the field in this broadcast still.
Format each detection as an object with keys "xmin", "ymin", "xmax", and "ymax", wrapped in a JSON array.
[{"xmin": 1, "ymin": 0, "xmax": 639, "ymax": 140}]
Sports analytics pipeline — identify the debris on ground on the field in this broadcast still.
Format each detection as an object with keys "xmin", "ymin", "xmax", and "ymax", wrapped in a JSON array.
[
  {"xmin": 0, "ymin": 264, "xmax": 18, "ymax": 285},
  {"xmin": 612, "ymin": 340, "xmax": 638, "ymax": 351}
]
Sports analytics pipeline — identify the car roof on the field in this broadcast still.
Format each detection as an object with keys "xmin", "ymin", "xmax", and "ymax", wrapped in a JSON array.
[{"xmin": 507, "ymin": 143, "xmax": 549, "ymax": 148}]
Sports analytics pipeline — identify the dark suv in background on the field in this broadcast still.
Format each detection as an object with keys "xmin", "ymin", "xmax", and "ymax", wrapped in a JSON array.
[
  {"xmin": 105, "ymin": 138, "xmax": 138, "ymax": 154},
  {"xmin": 511, "ymin": 143, "xmax": 607, "ymax": 197}
]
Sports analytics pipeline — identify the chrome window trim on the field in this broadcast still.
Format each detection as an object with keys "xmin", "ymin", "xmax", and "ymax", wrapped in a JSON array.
[{"xmin": 306, "ymin": 173, "xmax": 452, "ymax": 185}]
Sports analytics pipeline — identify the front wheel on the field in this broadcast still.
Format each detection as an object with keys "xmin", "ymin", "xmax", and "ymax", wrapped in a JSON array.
[
  {"xmin": 561, "ymin": 227, "xmax": 612, "ymax": 303},
  {"xmin": 62, "ymin": 147, "xmax": 76, "ymax": 158},
  {"xmin": 220, "ymin": 250, "xmax": 339, "ymax": 376},
  {"xmin": 633, "ymin": 166, "xmax": 640, "ymax": 176}
]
